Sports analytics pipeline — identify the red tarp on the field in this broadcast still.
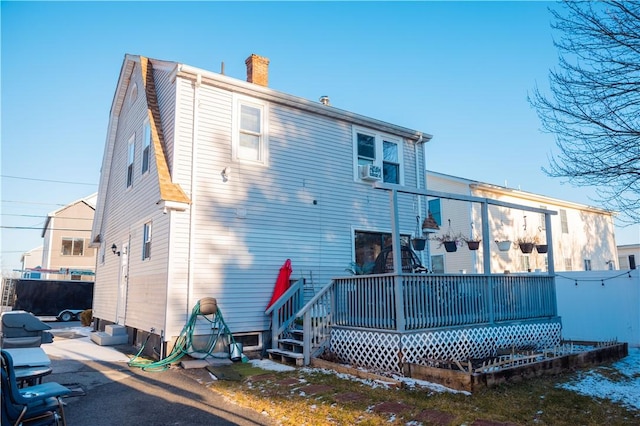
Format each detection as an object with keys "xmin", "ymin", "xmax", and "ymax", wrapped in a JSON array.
[{"xmin": 266, "ymin": 259, "xmax": 292, "ymax": 309}]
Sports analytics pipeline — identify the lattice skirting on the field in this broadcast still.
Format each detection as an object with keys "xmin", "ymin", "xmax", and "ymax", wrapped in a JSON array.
[{"xmin": 330, "ymin": 319, "xmax": 562, "ymax": 373}]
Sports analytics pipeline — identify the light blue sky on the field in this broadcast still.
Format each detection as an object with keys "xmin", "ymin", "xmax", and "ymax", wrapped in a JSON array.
[{"xmin": 2, "ymin": 1, "xmax": 637, "ymax": 272}]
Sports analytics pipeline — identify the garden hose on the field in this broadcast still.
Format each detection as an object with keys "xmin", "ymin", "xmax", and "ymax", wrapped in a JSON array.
[{"xmin": 127, "ymin": 298, "xmax": 239, "ymax": 372}]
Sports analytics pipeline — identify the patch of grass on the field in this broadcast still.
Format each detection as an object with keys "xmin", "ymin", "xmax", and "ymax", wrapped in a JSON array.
[{"xmin": 208, "ymin": 367, "xmax": 640, "ymax": 425}]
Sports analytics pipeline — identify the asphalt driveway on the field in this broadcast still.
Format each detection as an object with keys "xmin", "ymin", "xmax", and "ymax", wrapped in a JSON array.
[{"xmin": 41, "ymin": 327, "xmax": 272, "ymax": 426}]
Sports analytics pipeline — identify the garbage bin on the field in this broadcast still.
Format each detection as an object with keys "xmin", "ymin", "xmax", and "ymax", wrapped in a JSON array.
[{"xmin": 0, "ymin": 311, "xmax": 53, "ymax": 348}]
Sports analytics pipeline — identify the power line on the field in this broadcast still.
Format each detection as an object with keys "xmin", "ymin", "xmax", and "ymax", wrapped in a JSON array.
[
  {"xmin": 1, "ymin": 175, "xmax": 97, "ymax": 186},
  {"xmin": 0, "ymin": 226, "xmax": 92, "ymax": 231},
  {"xmin": 1, "ymin": 214, "xmax": 94, "ymax": 220}
]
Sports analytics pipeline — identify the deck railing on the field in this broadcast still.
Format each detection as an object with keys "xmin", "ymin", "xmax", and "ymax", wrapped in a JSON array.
[
  {"xmin": 265, "ymin": 278, "xmax": 305, "ymax": 349},
  {"xmin": 274, "ymin": 273, "xmax": 557, "ymax": 365},
  {"xmin": 332, "ymin": 273, "xmax": 557, "ymax": 331}
]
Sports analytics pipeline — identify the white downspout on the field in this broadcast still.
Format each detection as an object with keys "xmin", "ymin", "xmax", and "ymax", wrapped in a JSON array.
[{"xmin": 187, "ymin": 74, "xmax": 201, "ymax": 315}]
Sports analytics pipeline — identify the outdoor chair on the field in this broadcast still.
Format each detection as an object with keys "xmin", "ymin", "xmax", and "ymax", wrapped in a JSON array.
[
  {"xmin": 1, "ymin": 350, "xmax": 70, "ymax": 426},
  {"xmin": 372, "ymin": 245, "xmax": 428, "ymax": 274}
]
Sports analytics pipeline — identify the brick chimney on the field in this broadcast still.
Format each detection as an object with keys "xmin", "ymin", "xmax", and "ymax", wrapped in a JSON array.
[{"xmin": 245, "ymin": 54, "xmax": 270, "ymax": 87}]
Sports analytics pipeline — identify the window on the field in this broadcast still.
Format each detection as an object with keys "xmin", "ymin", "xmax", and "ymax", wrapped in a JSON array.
[
  {"xmin": 584, "ymin": 259, "xmax": 592, "ymax": 271},
  {"xmin": 129, "ymin": 83, "xmax": 138, "ymax": 106},
  {"xmin": 127, "ymin": 135, "xmax": 135, "ymax": 188},
  {"xmin": 382, "ymin": 140, "xmax": 399, "ymax": 183},
  {"xmin": 521, "ymin": 255, "xmax": 531, "ymax": 272},
  {"xmin": 142, "ymin": 120, "xmax": 151, "ymax": 174},
  {"xmin": 142, "ymin": 222, "xmax": 152, "ymax": 260},
  {"xmin": 233, "ymin": 97, "xmax": 267, "ymax": 163},
  {"xmin": 564, "ymin": 258, "xmax": 573, "ymax": 271},
  {"xmin": 539, "ymin": 205, "xmax": 547, "ymax": 230},
  {"xmin": 353, "ymin": 128, "xmax": 403, "ymax": 184},
  {"xmin": 61, "ymin": 238, "xmax": 84, "ymax": 256},
  {"xmin": 431, "ymin": 255, "xmax": 445, "ymax": 273},
  {"xmin": 560, "ymin": 209, "xmax": 569, "ymax": 233},
  {"xmin": 428, "ymin": 199, "xmax": 442, "ymax": 226},
  {"xmin": 354, "ymin": 230, "xmax": 410, "ymax": 270}
]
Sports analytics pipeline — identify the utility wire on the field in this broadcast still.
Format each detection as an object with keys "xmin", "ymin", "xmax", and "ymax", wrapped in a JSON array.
[
  {"xmin": 0, "ymin": 226, "xmax": 92, "ymax": 231},
  {"xmin": 1, "ymin": 175, "xmax": 97, "ymax": 186}
]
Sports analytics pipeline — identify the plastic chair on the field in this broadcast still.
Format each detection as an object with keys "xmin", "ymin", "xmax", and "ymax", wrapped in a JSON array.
[{"xmin": 1, "ymin": 350, "xmax": 70, "ymax": 426}]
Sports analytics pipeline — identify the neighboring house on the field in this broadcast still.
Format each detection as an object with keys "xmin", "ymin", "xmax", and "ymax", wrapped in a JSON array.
[
  {"xmin": 40, "ymin": 193, "xmax": 98, "ymax": 281},
  {"xmin": 618, "ymin": 244, "xmax": 639, "ymax": 270},
  {"xmin": 90, "ymin": 54, "xmax": 433, "ymax": 353},
  {"xmin": 20, "ymin": 246, "xmax": 44, "ymax": 278},
  {"xmin": 425, "ymin": 171, "xmax": 619, "ymax": 274}
]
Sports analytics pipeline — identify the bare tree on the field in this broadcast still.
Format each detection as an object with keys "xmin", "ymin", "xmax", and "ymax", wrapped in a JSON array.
[{"xmin": 530, "ymin": 1, "xmax": 640, "ymax": 224}]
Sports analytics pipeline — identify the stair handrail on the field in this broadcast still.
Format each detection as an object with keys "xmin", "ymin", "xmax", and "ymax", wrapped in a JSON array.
[
  {"xmin": 265, "ymin": 278, "xmax": 305, "ymax": 350},
  {"xmin": 295, "ymin": 279, "xmax": 335, "ymax": 365}
]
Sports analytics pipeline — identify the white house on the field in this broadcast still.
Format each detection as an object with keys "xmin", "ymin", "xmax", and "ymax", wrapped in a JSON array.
[
  {"xmin": 425, "ymin": 171, "xmax": 619, "ymax": 274},
  {"xmin": 90, "ymin": 54, "xmax": 433, "ymax": 354},
  {"xmin": 618, "ymin": 244, "xmax": 639, "ymax": 270}
]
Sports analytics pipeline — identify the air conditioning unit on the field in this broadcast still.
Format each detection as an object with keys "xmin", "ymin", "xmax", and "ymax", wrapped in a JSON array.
[{"xmin": 360, "ymin": 164, "xmax": 382, "ymax": 181}]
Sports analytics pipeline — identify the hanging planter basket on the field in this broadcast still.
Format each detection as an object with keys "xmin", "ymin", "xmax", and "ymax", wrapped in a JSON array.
[
  {"xmin": 443, "ymin": 241, "xmax": 458, "ymax": 253},
  {"xmin": 412, "ymin": 237, "xmax": 426, "ymax": 251},
  {"xmin": 519, "ymin": 242, "xmax": 535, "ymax": 254},
  {"xmin": 495, "ymin": 240, "xmax": 512, "ymax": 252},
  {"xmin": 466, "ymin": 240, "xmax": 481, "ymax": 251},
  {"xmin": 535, "ymin": 244, "xmax": 548, "ymax": 254}
]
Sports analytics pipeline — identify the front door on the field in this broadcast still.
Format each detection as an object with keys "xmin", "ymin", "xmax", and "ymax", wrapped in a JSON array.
[{"xmin": 116, "ymin": 242, "xmax": 129, "ymax": 325}]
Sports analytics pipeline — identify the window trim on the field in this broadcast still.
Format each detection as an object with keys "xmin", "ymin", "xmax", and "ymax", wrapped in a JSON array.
[
  {"xmin": 352, "ymin": 127, "xmax": 404, "ymax": 184},
  {"xmin": 232, "ymin": 95, "xmax": 269, "ymax": 165}
]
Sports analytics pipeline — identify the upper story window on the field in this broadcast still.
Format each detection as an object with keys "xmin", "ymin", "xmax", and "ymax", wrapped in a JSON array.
[
  {"xmin": 353, "ymin": 128, "xmax": 403, "ymax": 184},
  {"xmin": 127, "ymin": 135, "xmax": 135, "ymax": 188},
  {"xmin": 128, "ymin": 83, "xmax": 138, "ymax": 107},
  {"xmin": 560, "ymin": 209, "xmax": 569, "ymax": 233},
  {"xmin": 142, "ymin": 120, "xmax": 151, "ymax": 174},
  {"xmin": 233, "ymin": 96, "xmax": 268, "ymax": 164},
  {"xmin": 142, "ymin": 221, "xmax": 152, "ymax": 260},
  {"xmin": 61, "ymin": 238, "xmax": 84, "ymax": 256}
]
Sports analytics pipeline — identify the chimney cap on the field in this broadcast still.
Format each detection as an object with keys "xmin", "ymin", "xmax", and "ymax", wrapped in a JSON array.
[{"xmin": 319, "ymin": 96, "xmax": 330, "ymax": 106}]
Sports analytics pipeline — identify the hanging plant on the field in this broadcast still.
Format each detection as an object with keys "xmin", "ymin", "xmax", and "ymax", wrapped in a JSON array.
[
  {"xmin": 462, "ymin": 223, "xmax": 481, "ymax": 250},
  {"xmin": 535, "ymin": 244, "xmax": 549, "ymax": 254},
  {"xmin": 495, "ymin": 240, "xmax": 512, "ymax": 252},
  {"xmin": 431, "ymin": 219, "xmax": 462, "ymax": 253},
  {"xmin": 411, "ymin": 215, "xmax": 427, "ymax": 251},
  {"xmin": 516, "ymin": 235, "xmax": 539, "ymax": 254}
]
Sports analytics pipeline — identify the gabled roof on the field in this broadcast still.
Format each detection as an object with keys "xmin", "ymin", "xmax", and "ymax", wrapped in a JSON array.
[{"xmin": 41, "ymin": 193, "xmax": 98, "ymax": 237}]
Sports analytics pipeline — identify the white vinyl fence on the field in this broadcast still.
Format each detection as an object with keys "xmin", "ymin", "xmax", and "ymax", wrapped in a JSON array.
[{"xmin": 556, "ymin": 269, "xmax": 640, "ymax": 347}]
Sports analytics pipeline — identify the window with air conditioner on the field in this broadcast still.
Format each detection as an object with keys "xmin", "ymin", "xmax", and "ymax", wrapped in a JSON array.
[{"xmin": 353, "ymin": 127, "xmax": 403, "ymax": 184}]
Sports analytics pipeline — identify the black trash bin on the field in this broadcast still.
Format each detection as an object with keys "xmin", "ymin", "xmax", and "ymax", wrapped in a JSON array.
[{"xmin": 0, "ymin": 311, "xmax": 53, "ymax": 348}]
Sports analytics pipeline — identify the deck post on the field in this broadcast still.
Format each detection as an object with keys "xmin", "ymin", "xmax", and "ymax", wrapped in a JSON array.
[
  {"xmin": 481, "ymin": 201, "xmax": 491, "ymax": 274},
  {"xmin": 394, "ymin": 275, "xmax": 405, "ymax": 332},
  {"xmin": 545, "ymin": 213, "xmax": 555, "ymax": 275},
  {"xmin": 389, "ymin": 189, "xmax": 402, "ymax": 275}
]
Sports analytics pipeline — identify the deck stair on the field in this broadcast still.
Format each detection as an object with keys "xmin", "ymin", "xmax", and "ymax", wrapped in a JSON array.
[{"xmin": 267, "ymin": 328, "xmax": 305, "ymax": 366}]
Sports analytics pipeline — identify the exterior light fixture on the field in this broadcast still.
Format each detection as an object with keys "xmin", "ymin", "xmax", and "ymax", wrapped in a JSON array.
[{"xmin": 111, "ymin": 243, "xmax": 120, "ymax": 256}]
